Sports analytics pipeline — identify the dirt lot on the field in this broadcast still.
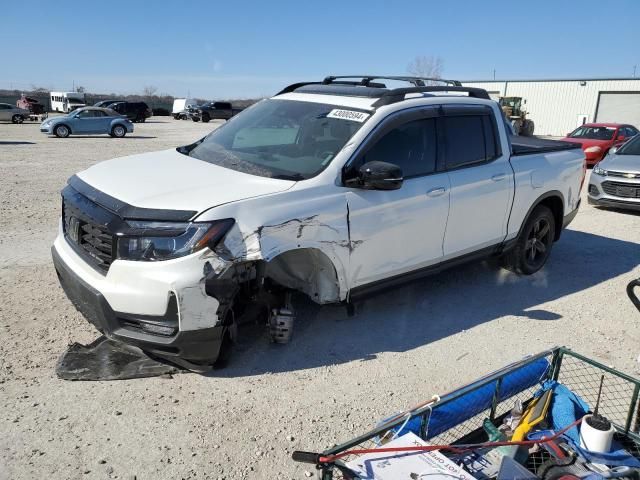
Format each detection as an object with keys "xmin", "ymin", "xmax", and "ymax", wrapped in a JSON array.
[{"xmin": 1, "ymin": 118, "xmax": 639, "ymax": 480}]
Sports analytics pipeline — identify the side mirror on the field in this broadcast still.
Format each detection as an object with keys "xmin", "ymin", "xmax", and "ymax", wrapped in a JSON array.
[
  {"xmin": 348, "ymin": 161, "xmax": 403, "ymax": 190},
  {"xmin": 610, "ymin": 146, "xmax": 618, "ymax": 155}
]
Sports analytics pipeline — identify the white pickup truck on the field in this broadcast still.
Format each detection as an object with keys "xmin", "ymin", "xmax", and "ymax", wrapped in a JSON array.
[{"xmin": 52, "ymin": 76, "xmax": 585, "ymax": 368}]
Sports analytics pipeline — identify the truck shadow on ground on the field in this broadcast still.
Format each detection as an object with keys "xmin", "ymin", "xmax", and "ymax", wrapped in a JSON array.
[{"xmin": 212, "ymin": 229, "xmax": 639, "ymax": 378}]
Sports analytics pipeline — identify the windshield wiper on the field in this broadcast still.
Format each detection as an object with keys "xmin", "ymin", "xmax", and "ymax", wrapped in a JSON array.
[{"xmin": 272, "ymin": 173, "xmax": 305, "ymax": 181}]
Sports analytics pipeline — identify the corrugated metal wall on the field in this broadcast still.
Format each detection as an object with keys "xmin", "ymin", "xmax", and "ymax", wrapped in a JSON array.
[{"xmin": 461, "ymin": 79, "xmax": 640, "ymax": 136}]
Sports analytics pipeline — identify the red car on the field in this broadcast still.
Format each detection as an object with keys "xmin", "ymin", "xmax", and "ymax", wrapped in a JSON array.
[{"xmin": 561, "ymin": 123, "xmax": 639, "ymax": 166}]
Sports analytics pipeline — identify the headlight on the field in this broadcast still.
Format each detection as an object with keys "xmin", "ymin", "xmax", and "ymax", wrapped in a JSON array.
[
  {"xmin": 584, "ymin": 146, "xmax": 602, "ymax": 153},
  {"xmin": 593, "ymin": 164, "xmax": 607, "ymax": 176},
  {"xmin": 117, "ymin": 218, "xmax": 234, "ymax": 261}
]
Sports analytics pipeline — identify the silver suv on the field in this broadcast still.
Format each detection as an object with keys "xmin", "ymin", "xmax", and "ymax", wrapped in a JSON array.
[{"xmin": 0, "ymin": 103, "xmax": 30, "ymax": 123}]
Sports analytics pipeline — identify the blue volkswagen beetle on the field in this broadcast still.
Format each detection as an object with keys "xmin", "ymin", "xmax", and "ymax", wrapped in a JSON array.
[{"xmin": 40, "ymin": 107, "xmax": 134, "ymax": 138}]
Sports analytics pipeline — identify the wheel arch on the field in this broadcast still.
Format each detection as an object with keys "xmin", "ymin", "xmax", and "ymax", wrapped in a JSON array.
[
  {"xmin": 517, "ymin": 191, "xmax": 565, "ymax": 242},
  {"xmin": 263, "ymin": 247, "xmax": 345, "ymax": 304}
]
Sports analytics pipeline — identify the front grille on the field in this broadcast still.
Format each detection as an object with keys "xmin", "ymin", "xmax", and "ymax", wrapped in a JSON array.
[
  {"xmin": 63, "ymin": 199, "xmax": 115, "ymax": 273},
  {"xmin": 601, "ymin": 181, "xmax": 640, "ymax": 199},
  {"xmin": 607, "ymin": 170, "xmax": 640, "ymax": 179}
]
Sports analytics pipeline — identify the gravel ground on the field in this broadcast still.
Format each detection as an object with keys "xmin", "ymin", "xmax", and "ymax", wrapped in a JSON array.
[{"xmin": 1, "ymin": 118, "xmax": 639, "ymax": 480}]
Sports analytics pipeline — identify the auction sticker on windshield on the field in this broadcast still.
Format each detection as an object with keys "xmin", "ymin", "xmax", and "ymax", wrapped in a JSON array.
[{"xmin": 326, "ymin": 109, "xmax": 370, "ymax": 123}]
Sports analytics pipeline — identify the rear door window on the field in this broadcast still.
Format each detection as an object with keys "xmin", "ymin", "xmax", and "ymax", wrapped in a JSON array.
[{"xmin": 443, "ymin": 112, "xmax": 499, "ymax": 170}]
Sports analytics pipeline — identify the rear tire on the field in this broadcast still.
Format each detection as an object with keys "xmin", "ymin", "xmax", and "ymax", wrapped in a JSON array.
[
  {"xmin": 54, "ymin": 124, "xmax": 70, "ymax": 138},
  {"xmin": 501, "ymin": 205, "xmax": 555, "ymax": 275},
  {"xmin": 11, "ymin": 114, "xmax": 24, "ymax": 124},
  {"xmin": 111, "ymin": 124, "xmax": 126, "ymax": 138}
]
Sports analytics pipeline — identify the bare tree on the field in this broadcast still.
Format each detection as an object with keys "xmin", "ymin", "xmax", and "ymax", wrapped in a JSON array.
[
  {"xmin": 30, "ymin": 85, "xmax": 49, "ymax": 93},
  {"xmin": 406, "ymin": 55, "xmax": 444, "ymax": 83},
  {"xmin": 142, "ymin": 85, "xmax": 158, "ymax": 97}
]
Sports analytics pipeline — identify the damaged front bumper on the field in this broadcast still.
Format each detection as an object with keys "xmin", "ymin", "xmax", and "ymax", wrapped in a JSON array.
[{"xmin": 52, "ymin": 232, "xmax": 228, "ymax": 366}]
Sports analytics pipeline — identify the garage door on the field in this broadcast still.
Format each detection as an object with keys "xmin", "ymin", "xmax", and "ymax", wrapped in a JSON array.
[{"xmin": 596, "ymin": 92, "xmax": 640, "ymax": 127}]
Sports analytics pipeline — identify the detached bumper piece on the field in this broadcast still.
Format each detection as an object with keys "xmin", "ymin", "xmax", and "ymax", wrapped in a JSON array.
[
  {"xmin": 52, "ymin": 247, "xmax": 225, "ymax": 373},
  {"xmin": 56, "ymin": 336, "xmax": 182, "ymax": 381}
]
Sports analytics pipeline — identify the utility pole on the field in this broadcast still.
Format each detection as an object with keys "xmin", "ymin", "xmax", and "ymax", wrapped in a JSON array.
[
  {"xmin": 634, "ymin": 65, "xmax": 637, "ymax": 78},
  {"xmin": 493, "ymin": 69, "xmax": 496, "ymax": 80}
]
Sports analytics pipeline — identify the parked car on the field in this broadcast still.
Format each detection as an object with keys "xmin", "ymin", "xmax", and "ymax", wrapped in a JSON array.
[
  {"xmin": 561, "ymin": 123, "xmax": 639, "ymax": 166},
  {"xmin": 588, "ymin": 134, "xmax": 640, "ymax": 211},
  {"xmin": 0, "ymin": 102, "xmax": 31, "ymax": 123},
  {"xmin": 40, "ymin": 107, "xmax": 133, "ymax": 138},
  {"xmin": 192, "ymin": 101, "xmax": 244, "ymax": 122},
  {"xmin": 109, "ymin": 101, "xmax": 152, "ymax": 122},
  {"xmin": 93, "ymin": 100, "xmax": 122, "ymax": 108},
  {"xmin": 51, "ymin": 76, "xmax": 585, "ymax": 368}
]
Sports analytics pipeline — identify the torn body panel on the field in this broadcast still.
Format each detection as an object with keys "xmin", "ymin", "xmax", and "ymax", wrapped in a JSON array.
[{"xmin": 203, "ymin": 188, "xmax": 353, "ymax": 304}]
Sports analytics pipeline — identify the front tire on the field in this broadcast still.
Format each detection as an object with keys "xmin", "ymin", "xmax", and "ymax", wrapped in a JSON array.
[
  {"xmin": 11, "ymin": 114, "xmax": 24, "ymax": 124},
  {"xmin": 54, "ymin": 124, "xmax": 70, "ymax": 138},
  {"xmin": 201, "ymin": 113, "xmax": 210, "ymax": 123},
  {"xmin": 111, "ymin": 124, "xmax": 127, "ymax": 138},
  {"xmin": 522, "ymin": 119, "xmax": 535, "ymax": 136},
  {"xmin": 502, "ymin": 205, "xmax": 555, "ymax": 275}
]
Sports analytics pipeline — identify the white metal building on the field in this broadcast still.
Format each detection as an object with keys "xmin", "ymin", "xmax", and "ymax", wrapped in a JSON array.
[{"xmin": 461, "ymin": 78, "xmax": 640, "ymax": 136}]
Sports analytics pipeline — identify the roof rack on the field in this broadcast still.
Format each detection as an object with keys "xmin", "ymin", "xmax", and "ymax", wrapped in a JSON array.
[
  {"xmin": 275, "ymin": 75, "xmax": 462, "ymax": 96},
  {"xmin": 320, "ymin": 75, "xmax": 462, "ymax": 87},
  {"xmin": 371, "ymin": 86, "xmax": 491, "ymax": 107},
  {"xmin": 274, "ymin": 75, "xmax": 490, "ymax": 107}
]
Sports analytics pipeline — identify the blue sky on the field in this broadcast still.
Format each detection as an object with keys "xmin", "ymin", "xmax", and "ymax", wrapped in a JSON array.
[{"xmin": 3, "ymin": 0, "xmax": 639, "ymax": 98}]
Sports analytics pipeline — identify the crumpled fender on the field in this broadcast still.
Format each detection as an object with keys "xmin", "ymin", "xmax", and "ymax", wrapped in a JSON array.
[{"xmin": 203, "ymin": 192, "xmax": 354, "ymax": 304}]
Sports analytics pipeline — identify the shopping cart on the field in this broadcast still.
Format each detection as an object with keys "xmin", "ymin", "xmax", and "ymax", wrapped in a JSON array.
[{"xmin": 293, "ymin": 347, "xmax": 640, "ymax": 479}]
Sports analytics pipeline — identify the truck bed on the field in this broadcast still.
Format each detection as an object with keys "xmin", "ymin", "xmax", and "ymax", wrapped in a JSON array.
[{"xmin": 511, "ymin": 136, "xmax": 581, "ymax": 156}]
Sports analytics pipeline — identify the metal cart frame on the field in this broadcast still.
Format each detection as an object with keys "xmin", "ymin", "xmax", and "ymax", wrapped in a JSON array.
[{"xmin": 308, "ymin": 347, "xmax": 640, "ymax": 479}]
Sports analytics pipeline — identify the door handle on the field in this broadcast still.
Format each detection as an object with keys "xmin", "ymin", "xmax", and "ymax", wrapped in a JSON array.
[
  {"xmin": 491, "ymin": 173, "xmax": 507, "ymax": 182},
  {"xmin": 426, "ymin": 187, "xmax": 446, "ymax": 197}
]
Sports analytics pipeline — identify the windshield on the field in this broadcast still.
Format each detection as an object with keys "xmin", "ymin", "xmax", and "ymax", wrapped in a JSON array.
[
  {"xmin": 617, "ymin": 135, "xmax": 640, "ymax": 155},
  {"xmin": 183, "ymin": 99, "xmax": 369, "ymax": 180},
  {"xmin": 569, "ymin": 126, "xmax": 615, "ymax": 140}
]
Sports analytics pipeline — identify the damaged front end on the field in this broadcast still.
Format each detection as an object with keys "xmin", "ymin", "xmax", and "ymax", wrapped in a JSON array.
[{"xmin": 54, "ymin": 180, "xmax": 351, "ymax": 375}]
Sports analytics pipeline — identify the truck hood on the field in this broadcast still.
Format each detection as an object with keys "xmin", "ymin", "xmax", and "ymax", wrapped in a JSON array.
[
  {"xmin": 76, "ymin": 148, "xmax": 295, "ymax": 214},
  {"xmin": 600, "ymin": 153, "xmax": 640, "ymax": 174}
]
